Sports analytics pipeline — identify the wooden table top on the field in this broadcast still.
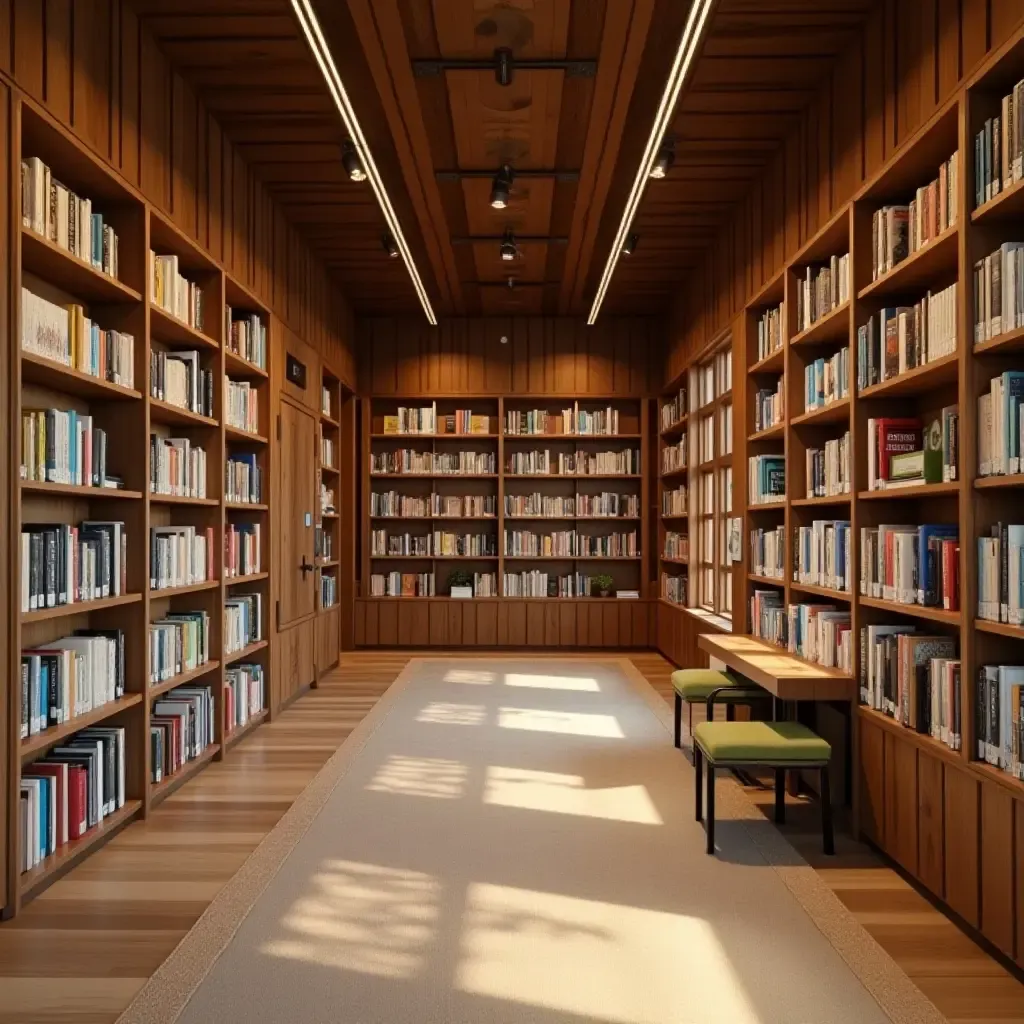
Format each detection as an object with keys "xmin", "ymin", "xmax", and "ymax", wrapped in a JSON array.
[{"xmin": 697, "ymin": 633, "xmax": 857, "ymax": 701}]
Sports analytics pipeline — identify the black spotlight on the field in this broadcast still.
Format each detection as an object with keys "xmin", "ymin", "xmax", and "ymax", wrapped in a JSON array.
[
  {"xmin": 495, "ymin": 47, "xmax": 513, "ymax": 86},
  {"xmin": 382, "ymin": 233, "xmax": 399, "ymax": 258},
  {"xmin": 622, "ymin": 233, "xmax": 639, "ymax": 256},
  {"xmin": 499, "ymin": 229, "xmax": 518, "ymax": 262},
  {"xmin": 490, "ymin": 165, "xmax": 514, "ymax": 210},
  {"xmin": 649, "ymin": 142, "xmax": 675, "ymax": 180},
  {"xmin": 342, "ymin": 141, "xmax": 366, "ymax": 182}
]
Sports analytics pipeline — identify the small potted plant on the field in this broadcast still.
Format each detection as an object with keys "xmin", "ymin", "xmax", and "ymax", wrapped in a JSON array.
[
  {"xmin": 592, "ymin": 573, "xmax": 614, "ymax": 599},
  {"xmin": 448, "ymin": 569, "xmax": 474, "ymax": 599}
]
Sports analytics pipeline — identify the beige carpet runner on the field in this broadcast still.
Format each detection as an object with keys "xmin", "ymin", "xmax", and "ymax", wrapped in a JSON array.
[{"xmin": 120, "ymin": 657, "xmax": 945, "ymax": 1024}]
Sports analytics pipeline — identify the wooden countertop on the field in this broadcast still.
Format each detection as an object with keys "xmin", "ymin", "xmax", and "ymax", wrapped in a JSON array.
[{"xmin": 697, "ymin": 633, "xmax": 856, "ymax": 701}]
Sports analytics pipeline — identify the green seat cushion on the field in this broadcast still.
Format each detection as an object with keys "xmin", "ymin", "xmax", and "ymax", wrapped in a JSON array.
[
  {"xmin": 671, "ymin": 668, "xmax": 741, "ymax": 700},
  {"xmin": 693, "ymin": 720, "xmax": 831, "ymax": 764}
]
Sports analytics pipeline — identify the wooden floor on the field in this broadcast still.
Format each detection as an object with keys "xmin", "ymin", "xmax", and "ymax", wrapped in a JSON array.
[{"xmin": 0, "ymin": 650, "xmax": 1021, "ymax": 1023}]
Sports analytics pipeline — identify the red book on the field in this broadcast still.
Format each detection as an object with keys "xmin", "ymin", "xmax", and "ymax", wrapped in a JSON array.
[
  {"xmin": 942, "ymin": 539, "xmax": 960, "ymax": 611},
  {"xmin": 877, "ymin": 418, "xmax": 922, "ymax": 484},
  {"xmin": 24, "ymin": 762, "xmax": 67, "ymax": 847},
  {"xmin": 224, "ymin": 687, "xmax": 235, "ymax": 735},
  {"xmin": 67, "ymin": 765, "xmax": 87, "ymax": 839}
]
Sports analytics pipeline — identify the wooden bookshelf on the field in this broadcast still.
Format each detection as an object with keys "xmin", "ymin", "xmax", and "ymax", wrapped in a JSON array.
[
  {"xmin": 7, "ymin": 99, "xmax": 275, "ymax": 915},
  {"xmin": 360, "ymin": 396, "xmax": 649, "ymax": 616},
  {"xmin": 315, "ymin": 367, "xmax": 342, "ymax": 676}
]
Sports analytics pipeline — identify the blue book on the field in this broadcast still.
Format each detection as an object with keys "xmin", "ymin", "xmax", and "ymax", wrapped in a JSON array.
[
  {"xmin": 1002, "ymin": 372, "xmax": 1024, "ymax": 472},
  {"xmin": 918, "ymin": 524, "xmax": 958, "ymax": 605}
]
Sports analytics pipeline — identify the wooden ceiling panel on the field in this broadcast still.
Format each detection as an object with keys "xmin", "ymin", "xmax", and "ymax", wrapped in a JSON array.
[
  {"xmin": 479, "ymin": 284, "xmax": 546, "ymax": 315},
  {"xmin": 431, "ymin": 0, "xmax": 570, "ymax": 59}
]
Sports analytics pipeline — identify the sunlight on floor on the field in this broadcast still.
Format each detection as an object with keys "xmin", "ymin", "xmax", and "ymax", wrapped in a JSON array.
[
  {"xmin": 366, "ymin": 755, "xmax": 468, "ymax": 799},
  {"xmin": 416, "ymin": 702, "xmax": 487, "ymax": 726},
  {"xmin": 262, "ymin": 860, "xmax": 439, "ymax": 979},
  {"xmin": 504, "ymin": 672, "xmax": 601, "ymax": 692},
  {"xmin": 456, "ymin": 883, "xmax": 760, "ymax": 1024},
  {"xmin": 443, "ymin": 668, "xmax": 495, "ymax": 685},
  {"xmin": 484, "ymin": 766, "xmax": 663, "ymax": 825},
  {"xmin": 498, "ymin": 706, "xmax": 625, "ymax": 738}
]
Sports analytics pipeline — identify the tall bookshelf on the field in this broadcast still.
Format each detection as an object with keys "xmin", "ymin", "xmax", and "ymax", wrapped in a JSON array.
[
  {"xmin": 727, "ymin": 26, "xmax": 1024, "ymax": 960},
  {"xmin": 316, "ymin": 367, "xmax": 342, "ymax": 675},
  {"xmin": 360, "ymin": 395, "xmax": 649, "ymax": 612},
  {"xmin": 7, "ymin": 98, "xmax": 274, "ymax": 914}
]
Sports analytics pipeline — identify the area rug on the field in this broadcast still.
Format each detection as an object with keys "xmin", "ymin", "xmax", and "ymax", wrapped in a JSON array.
[{"xmin": 118, "ymin": 657, "xmax": 945, "ymax": 1024}]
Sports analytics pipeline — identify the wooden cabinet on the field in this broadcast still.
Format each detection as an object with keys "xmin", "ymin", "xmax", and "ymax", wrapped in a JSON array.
[
  {"xmin": 980, "ymin": 784, "xmax": 1015, "ymax": 958},
  {"xmin": 858, "ymin": 716, "xmax": 885, "ymax": 845},
  {"xmin": 917, "ymin": 751, "xmax": 945, "ymax": 898},
  {"xmin": 943, "ymin": 764, "xmax": 980, "ymax": 929},
  {"xmin": 884, "ymin": 732, "xmax": 919, "ymax": 876}
]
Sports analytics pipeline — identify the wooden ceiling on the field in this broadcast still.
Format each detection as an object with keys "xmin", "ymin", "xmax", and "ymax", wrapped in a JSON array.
[{"xmin": 131, "ymin": 0, "xmax": 877, "ymax": 319}]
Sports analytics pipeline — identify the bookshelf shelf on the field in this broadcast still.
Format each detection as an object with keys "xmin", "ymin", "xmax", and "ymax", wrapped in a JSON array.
[
  {"xmin": 369, "ymin": 473, "xmax": 497, "ymax": 480},
  {"xmin": 660, "ymin": 466, "xmax": 688, "ymax": 481},
  {"xmin": 317, "ymin": 559, "xmax": 340, "ymax": 568},
  {"xmin": 150, "ymin": 398, "xmax": 218, "ymax": 428},
  {"xmin": 149, "ymin": 303, "xmax": 218, "ymax": 351},
  {"xmin": 748, "ymin": 573, "xmax": 784, "ymax": 585},
  {"xmin": 789, "ymin": 300, "xmax": 850, "ymax": 348},
  {"xmin": 791, "ymin": 494, "xmax": 851, "ymax": 507},
  {"xmin": 857, "ymin": 706, "xmax": 962, "ymax": 766},
  {"xmin": 856, "ymin": 226, "xmax": 959, "ymax": 300},
  {"xmin": 21, "ymin": 227, "xmax": 143, "ymax": 304},
  {"xmin": 320, "ymin": 464, "xmax": 339, "ymax": 476},
  {"xmin": 503, "ymin": 433, "xmax": 643, "ymax": 441},
  {"xmin": 149, "ymin": 493, "xmax": 219, "ymax": 507},
  {"xmin": 659, "ymin": 415, "xmax": 687, "ymax": 439},
  {"xmin": 857, "ymin": 352, "xmax": 959, "ymax": 399},
  {"xmin": 661, "ymin": 512, "xmax": 688, "ymax": 520},
  {"xmin": 791, "ymin": 398, "xmax": 850, "ymax": 427},
  {"xmin": 19, "ymin": 799, "xmax": 144, "ymax": 902},
  {"xmin": 748, "ymin": 423, "xmax": 784, "ymax": 441},
  {"xmin": 225, "ymin": 501, "xmax": 269, "ymax": 511},
  {"xmin": 21, "ymin": 481, "xmax": 143, "ymax": 500},
  {"xmin": 223, "ymin": 350, "xmax": 268, "ymax": 379},
  {"xmin": 747, "ymin": 502, "xmax": 787, "ymax": 513},
  {"xmin": 973, "ymin": 325, "xmax": 1024, "ymax": 354},
  {"xmin": 147, "ymin": 660, "xmax": 222, "ymax": 699},
  {"xmin": 858, "ymin": 595, "xmax": 960, "ymax": 625},
  {"xmin": 971, "ymin": 175, "xmax": 1024, "ymax": 223},
  {"xmin": 20, "ymin": 351, "xmax": 143, "ymax": 402},
  {"xmin": 225, "ymin": 425, "xmax": 268, "ymax": 445},
  {"xmin": 661, "ymin": 557, "xmax": 690, "ymax": 567},
  {"xmin": 150, "ymin": 744, "xmax": 219, "ymax": 808},
  {"xmin": 859, "ymin": 482, "xmax": 960, "ymax": 499},
  {"xmin": 20, "ymin": 694, "xmax": 144, "ymax": 761},
  {"xmin": 149, "ymin": 580, "xmax": 220, "ymax": 599},
  {"xmin": 21, "ymin": 592, "xmax": 143, "ymax": 624},
  {"xmin": 790, "ymin": 581, "xmax": 853, "ymax": 601},
  {"xmin": 226, "ymin": 571, "xmax": 270, "ymax": 585},
  {"xmin": 225, "ymin": 641, "xmax": 269, "ymax": 665},
  {"xmin": 750, "ymin": 347, "xmax": 785, "ymax": 374},
  {"xmin": 322, "ymin": 413, "xmax": 341, "ymax": 428},
  {"xmin": 371, "ymin": 432, "xmax": 499, "ymax": 440},
  {"xmin": 974, "ymin": 474, "xmax": 1024, "ymax": 489},
  {"xmin": 975, "ymin": 618, "xmax": 1024, "ymax": 639},
  {"xmin": 225, "ymin": 709, "xmax": 269, "ymax": 751}
]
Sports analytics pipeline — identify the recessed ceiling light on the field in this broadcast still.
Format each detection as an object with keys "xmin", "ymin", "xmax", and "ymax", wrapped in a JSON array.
[
  {"xmin": 490, "ymin": 165, "xmax": 514, "ymax": 210},
  {"xmin": 587, "ymin": 0, "xmax": 716, "ymax": 325},
  {"xmin": 342, "ymin": 141, "xmax": 366, "ymax": 182},
  {"xmin": 622, "ymin": 233, "xmax": 639, "ymax": 256},
  {"xmin": 499, "ymin": 229, "xmax": 519, "ymax": 262},
  {"xmin": 649, "ymin": 142, "xmax": 674, "ymax": 180}
]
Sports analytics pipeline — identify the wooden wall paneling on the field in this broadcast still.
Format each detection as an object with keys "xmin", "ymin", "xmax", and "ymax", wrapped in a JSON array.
[
  {"xmin": 979, "ymin": 784, "xmax": 1016, "ymax": 959},
  {"xmin": 139, "ymin": 27, "xmax": 170, "ymax": 211},
  {"xmin": 858, "ymin": 716, "xmax": 885, "ymax": 845},
  {"xmin": 917, "ymin": 750, "xmax": 945, "ymax": 899},
  {"xmin": 11, "ymin": 0, "xmax": 42, "ymax": 101},
  {"xmin": 1017, "ymin": 803, "xmax": 1024, "ymax": 970},
  {"xmin": 0, "ymin": 78, "xmax": 10, "ymax": 915},
  {"xmin": 355, "ymin": 599, "xmax": 366, "ymax": 646},
  {"xmin": 364, "ymin": 600, "xmax": 379, "ymax": 647},
  {"xmin": 884, "ymin": 733, "xmax": 919, "ymax": 877},
  {"xmin": 991, "ymin": 1, "xmax": 1024, "ymax": 49},
  {"xmin": 944, "ymin": 765, "xmax": 980, "ymax": 928},
  {"xmin": 171, "ymin": 74, "xmax": 199, "ymax": 238}
]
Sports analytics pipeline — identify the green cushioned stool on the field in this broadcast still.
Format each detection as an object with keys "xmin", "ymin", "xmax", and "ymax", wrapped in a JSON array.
[
  {"xmin": 670, "ymin": 669, "xmax": 767, "ymax": 750},
  {"xmin": 692, "ymin": 720, "xmax": 834, "ymax": 857}
]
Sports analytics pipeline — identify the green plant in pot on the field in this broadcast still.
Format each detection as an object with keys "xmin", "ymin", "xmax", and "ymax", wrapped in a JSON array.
[
  {"xmin": 592, "ymin": 573, "xmax": 614, "ymax": 598},
  {"xmin": 448, "ymin": 569, "xmax": 474, "ymax": 599}
]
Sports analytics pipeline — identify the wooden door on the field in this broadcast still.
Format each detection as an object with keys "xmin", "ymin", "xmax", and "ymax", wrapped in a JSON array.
[{"xmin": 279, "ymin": 399, "xmax": 317, "ymax": 627}]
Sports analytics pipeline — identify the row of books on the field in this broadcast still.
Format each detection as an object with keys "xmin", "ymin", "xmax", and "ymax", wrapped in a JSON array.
[
  {"xmin": 754, "ymin": 381, "xmax": 784, "ymax": 433},
  {"xmin": 21, "ymin": 156, "xmax": 119, "ymax": 278},
  {"xmin": 870, "ymin": 152, "xmax": 958, "ymax": 280},
  {"xmin": 451, "ymin": 573, "xmax": 498, "ymax": 598},
  {"xmin": 370, "ymin": 450, "xmax": 496, "ymax": 475},
  {"xmin": 382, "ymin": 405, "xmax": 437, "ymax": 434},
  {"xmin": 151, "ymin": 349, "xmax": 214, "ymax": 417},
  {"xmin": 978, "ymin": 372, "xmax": 1024, "ymax": 476},
  {"xmin": 321, "ymin": 436, "xmax": 335, "ymax": 469},
  {"xmin": 748, "ymin": 455, "xmax": 785, "ymax": 505},
  {"xmin": 855, "ymin": 285, "xmax": 957, "ymax": 391},
  {"xmin": 973, "ymin": 242, "xmax": 1024, "ymax": 343},
  {"xmin": 660, "ymin": 388, "xmax": 687, "ymax": 430},
  {"xmin": 505, "ymin": 406, "xmax": 622, "ymax": 436},
  {"xmin": 225, "ymin": 523, "xmax": 261, "ymax": 578},
  {"xmin": 750, "ymin": 588, "xmax": 786, "ymax": 646},
  {"xmin": 503, "ymin": 530, "xmax": 638, "ymax": 558},
  {"xmin": 861, "ymin": 626, "xmax": 960, "ymax": 752},
  {"xmin": 662, "ymin": 484, "xmax": 687, "ymax": 517},
  {"xmin": 977, "ymin": 523, "xmax": 1024, "ymax": 624},
  {"xmin": 225, "ymin": 592, "xmax": 262, "ymax": 654},
  {"xmin": 21, "ymin": 630, "xmax": 126, "ymax": 738},
  {"xmin": 225, "ymin": 379, "xmax": 260, "ymax": 434},
  {"xmin": 149, "ymin": 526, "xmax": 213, "ymax": 591},
  {"xmin": 795, "ymin": 254, "xmax": 850, "ymax": 332},
  {"xmin": 866, "ymin": 410, "xmax": 958, "ymax": 490},
  {"xmin": 974, "ymin": 80, "xmax": 1024, "ymax": 208},
  {"xmin": 321, "ymin": 481, "xmax": 336, "ymax": 516},
  {"xmin": 150, "ymin": 685, "xmax": 215, "ymax": 784},
  {"xmin": 750, "ymin": 526, "xmax": 785, "ymax": 580},
  {"xmin": 500, "ymin": 573, "xmax": 634, "ymax": 598},
  {"xmin": 661, "ymin": 436, "xmax": 687, "ymax": 473},
  {"xmin": 369, "ymin": 572, "xmax": 435, "ymax": 597},
  {"xmin": 21, "ymin": 725, "xmax": 126, "ymax": 872},
  {"xmin": 664, "ymin": 531, "xmax": 688, "ymax": 560},
  {"xmin": 661, "ymin": 573, "xmax": 687, "ymax": 604},
  {"xmin": 226, "ymin": 453, "xmax": 262, "ymax": 505},
  {"xmin": 320, "ymin": 574, "xmax": 337, "ymax": 609},
  {"xmin": 794, "ymin": 520, "xmax": 851, "ymax": 592},
  {"xmin": 321, "ymin": 386, "xmax": 332, "ymax": 418},
  {"xmin": 151, "ymin": 435, "xmax": 207, "ymax": 498},
  {"xmin": 788, "ymin": 603, "xmax": 852, "ymax": 670},
  {"xmin": 225, "ymin": 664, "xmax": 265, "ymax": 734},
  {"xmin": 22, "ymin": 287, "xmax": 135, "ymax": 388},
  {"xmin": 20, "ymin": 520, "xmax": 126, "ymax": 612},
  {"xmin": 370, "ymin": 531, "xmax": 497, "ymax": 557},
  {"xmin": 151, "ymin": 252, "xmax": 206, "ymax": 332},
  {"xmin": 225, "ymin": 308, "xmax": 267, "ymax": 369},
  {"xmin": 506, "ymin": 493, "xmax": 639, "ymax": 518},
  {"xmin": 315, "ymin": 526, "xmax": 333, "ymax": 563},
  {"xmin": 149, "ymin": 611, "xmax": 210, "ymax": 685},
  {"xmin": 977, "ymin": 665, "xmax": 1024, "ymax": 778},
  {"xmin": 757, "ymin": 303, "xmax": 784, "ymax": 361},
  {"xmin": 369, "ymin": 492, "xmax": 497, "ymax": 518},
  {"xmin": 505, "ymin": 450, "xmax": 640, "ymax": 476},
  {"xmin": 806, "ymin": 432, "xmax": 851, "ymax": 498},
  {"xmin": 859, "ymin": 524, "xmax": 959, "ymax": 608},
  {"xmin": 21, "ymin": 408, "xmax": 113, "ymax": 487},
  {"xmin": 805, "ymin": 348, "xmax": 849, "ymax": 411}
]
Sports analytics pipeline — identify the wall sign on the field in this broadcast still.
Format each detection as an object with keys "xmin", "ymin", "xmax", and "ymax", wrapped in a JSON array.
[{"xmin": 286, "ymin": 353, "xmax": 307, "ymax": 389}]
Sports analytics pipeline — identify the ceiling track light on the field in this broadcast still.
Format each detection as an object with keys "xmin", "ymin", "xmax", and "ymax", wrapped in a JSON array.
[
  {"xmin": 499, "ymin": 229, "xmax": 519, "ymax": 262},
  {"xmin": 290, "ymin": 0, "xmax": 437, "ymax": 324},
  {"xmin": 342, "ymin": 140, "xmax": 366, "ymax": 182},
  {"xmin": 382, "ymin": 233, "xmax": 399, "ymax": 258},
  {"xmin": 490, "ymin": 165, "xmax": 514, "ymax": 210},
  {"xmin": 587, "ymin": 0, "xmax": 718, "ymax": 325},
  {"xmin": 495, "ymin": 47, "xmax": 514, "ymax": 86},
  {"xmin": 622, "ymin": 233, "xmax": 639, "ymax": 256},
  {"xmin": 649, "ymin": 141, "xmax": 675, "ymax": 180}
]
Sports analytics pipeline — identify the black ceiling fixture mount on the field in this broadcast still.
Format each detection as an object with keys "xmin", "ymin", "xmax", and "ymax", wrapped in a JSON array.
[
  {"xmin": 412, "ymin": 48, "xmax": 596, "ymax": 81},
  {"xmin": 649, "ymin": 140, "xmax": 676, "ymax": 180},
  {"xmin": 436, "ymin": 169, "xmax": 580, "ymax": 183},
  {"xmin": 499, "ymin": 229, "xmax": 519, "ymax": 262},
  {"xmin": 382, "ymin": 232, "xmax": 399, "ymax": 258},
  {"xmin": 342, "ymin": 141, "xmax": 366, "ymax": 183},
  {"xmin": 622, "ymin": 233, "xmax": 639, "ymax": 256},
  {"xmin": 450, "ymin": 234, "xmax": 570, "ymax": 246},
  {"xmin": 490, "ymin": 165, "xmax": 514, "ymax": 210}
]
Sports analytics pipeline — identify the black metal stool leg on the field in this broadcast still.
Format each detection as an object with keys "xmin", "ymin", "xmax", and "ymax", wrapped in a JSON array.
[
  {"xmin": 705, "ymin": 764, "xmax": 715, "ymax": 854},
  {"xmin": 820, "ymin": 767, "xmax": 835, "ymax": 855},
  {"xmin": 674, "ymin": 693, "xmax": 682, "ymax": 748},
  {"xmin": 694, "ymin": 745, "xmax": 703, "ymax": 821},
  {"xmin": 774, "ymin": 768, "xmax": 786, "ymax": 824}
]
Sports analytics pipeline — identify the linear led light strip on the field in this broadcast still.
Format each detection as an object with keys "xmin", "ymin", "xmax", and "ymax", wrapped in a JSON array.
[
  {"xmin": 586, "ymin": 0, "xmax": 716, "ymax": 325},
  {"xmin": 291, "ymin": 0, "xmax": 438, "ymax": 325}
]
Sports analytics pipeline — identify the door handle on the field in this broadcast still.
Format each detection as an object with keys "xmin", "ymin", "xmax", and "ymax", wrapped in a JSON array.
[{"xmin": 299, "ymin": 557, "xmax": 315, "ymax": 578}]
